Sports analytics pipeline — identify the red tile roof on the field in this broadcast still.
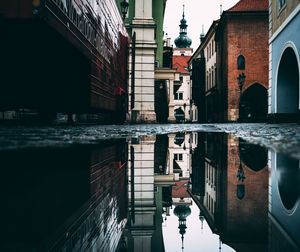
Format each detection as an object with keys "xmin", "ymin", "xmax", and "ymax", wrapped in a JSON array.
[
  {"xmin": 173, "ymin": 56, "xmax": 191, "ymax": 73},
  {"xmin": 226, "ymin": 0, "xmax": 268, "ymax": 12},
  {"xmin": 172, "ymin": 180, "xmax": 190, "ymax": 198}
]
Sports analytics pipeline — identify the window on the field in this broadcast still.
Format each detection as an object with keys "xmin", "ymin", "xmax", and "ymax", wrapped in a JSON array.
[
  {"xmin": 180, "ymin": 76, "xmax": 183, "ymax": 83},
  {"xmin": 206, "ymin": 72, "xmax": 208, "ymax": 91},
  {"xmin": 207, "ymin": 48, "xmax": 209, "ymax": 61},
  {"xmin": 237, "ymin": 55, "xmax": 245, "ymax": 70},
  {"xmin": 278, "ymin": 0, "xmax": 286, "ymax": 10},
  {"xmin": 215, "ymin": 65, "xmax": 217, "ymax": 86},
  {"xmin": 174, "ymin": 153, "xmax": 183, "ymax": 160},
  {"xmin": 174, "ymin": 93, "xmax": 183, "ymax": 100}
]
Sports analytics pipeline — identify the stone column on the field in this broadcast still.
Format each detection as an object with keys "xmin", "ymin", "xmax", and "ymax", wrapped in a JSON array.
[{"xmin": 129, "ymin": 0, "xmax": 157, "ymax": 123}]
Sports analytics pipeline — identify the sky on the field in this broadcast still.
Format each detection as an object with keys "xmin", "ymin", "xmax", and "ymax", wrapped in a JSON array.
[{"xmin": 164, "ymin": 0, "xmax": 240, "ymax": 50}]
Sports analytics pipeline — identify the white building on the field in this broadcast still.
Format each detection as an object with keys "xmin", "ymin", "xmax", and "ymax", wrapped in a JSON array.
[{"xmin": 169, "ymin": 6, "xmax": 198, "ymax": 123}]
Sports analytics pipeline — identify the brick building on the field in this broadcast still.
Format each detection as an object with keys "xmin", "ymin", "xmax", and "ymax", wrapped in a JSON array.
[{"xmin": 215, "ymin": 0, "xmax": 269, "ymax": 122}]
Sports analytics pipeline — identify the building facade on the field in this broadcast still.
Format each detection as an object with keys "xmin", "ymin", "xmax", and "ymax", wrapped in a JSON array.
[
  {"xmin": 117, "ymin": 0, "xmax": 168, "ymax": 123},
  {"xmin": 189, "ymin": 21, "xmax": 219, "ymax": 123},
  {"xmin": 215, "ymin": 0, "xmax": 269, "ymax": 122},
  {"xmin": 268, "ymin": 0, "xmax": 300, "ymax": 122}
]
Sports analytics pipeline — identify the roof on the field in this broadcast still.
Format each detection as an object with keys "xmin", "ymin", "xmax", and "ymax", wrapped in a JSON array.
[
  {"xmin": 172, "ymin": 180, "xmax": 190, "ymax": 199},
  {"xmin": 173, "ymin": 55, "xmax": 191, "ymax": 73},
  {"xmin": 226, "ymin": 0, "xmax": 268, "ymax": 12},
  {"xmin": 215, "ymin": 0, "xmax": 268, "ymax": 41},
  {"xmin": 188, "ymin": 20, "xmax": 219, "ymax": 65}
]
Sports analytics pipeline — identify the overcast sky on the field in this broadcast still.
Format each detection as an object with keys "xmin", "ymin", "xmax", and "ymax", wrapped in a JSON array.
[{"xmin": 164, "ymin": 0, "xmax": 240, "ymax": 50}]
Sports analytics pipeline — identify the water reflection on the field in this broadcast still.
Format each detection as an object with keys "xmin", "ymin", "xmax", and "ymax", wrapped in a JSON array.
[
  {"xmin": 2, "ymin": 132, "xmax": 300, "ymax": 251},
  {"xmin": 269, "ymin": 152, "xmax": 300, "ymax": 252},
  {"xmin": 2, "ymin": 140, "xmax": 128, "ymax": 251},
  {"xmin": 189, "ymin": 134, "xmax": 269, "ymax": 252}
]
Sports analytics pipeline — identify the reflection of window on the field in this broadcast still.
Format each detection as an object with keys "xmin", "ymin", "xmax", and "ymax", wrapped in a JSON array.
[
  {"xmin": 175, "ymin": 93, "xmax": 183, "ymax": 100},
  {"xmin": 278, "ymin": 0, "xmax": 286, "ymax": 10},
  {"xmin": 237, "ymin": 55, "xmax": 245, "ymax": 70}
]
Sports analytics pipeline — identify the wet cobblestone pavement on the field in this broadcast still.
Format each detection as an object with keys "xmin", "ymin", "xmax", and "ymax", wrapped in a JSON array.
[{"xmin": 1, "ymin": 123, "xmax": 300, "ymax": 158}]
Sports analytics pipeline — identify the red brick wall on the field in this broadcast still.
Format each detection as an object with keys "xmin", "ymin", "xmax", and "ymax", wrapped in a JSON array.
[{"xmin": 224, "ymin": 15, "xmax": 268, "ymax": 121}]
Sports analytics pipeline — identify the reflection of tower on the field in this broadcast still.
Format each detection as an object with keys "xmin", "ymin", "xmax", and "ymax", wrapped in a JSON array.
[
  {"xmin": 174, "ymin": 205, "xmax": 191, "ymax": 251},
  {"xmin": 199, "ymin": 210, "xmax": 205, "ymax": 230}
]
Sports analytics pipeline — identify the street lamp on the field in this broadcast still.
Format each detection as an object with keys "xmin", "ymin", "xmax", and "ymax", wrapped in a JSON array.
[{"xmin": 120, "ymin": 0, "xmax": 129, "ymax": 20}]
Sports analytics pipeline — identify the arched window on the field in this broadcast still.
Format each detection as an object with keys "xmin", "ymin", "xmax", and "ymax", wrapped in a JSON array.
[{"xmin": 237, "ymin": 55, "xmax": 245, "ymax": 70}]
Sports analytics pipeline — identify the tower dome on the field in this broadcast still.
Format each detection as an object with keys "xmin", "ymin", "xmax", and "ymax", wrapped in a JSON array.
[
  {"xmin": 174, "ymin": 205, "xmax": 191, "ymax": 251},
  {"xmin": 174, "ymin": 5, "xmax": 192, "ymax": 48}
]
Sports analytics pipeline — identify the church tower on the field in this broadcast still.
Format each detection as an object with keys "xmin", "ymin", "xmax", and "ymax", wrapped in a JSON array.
[{"xmin": 174, "ymin": 5, "xmax": 192, "ymax": 49}]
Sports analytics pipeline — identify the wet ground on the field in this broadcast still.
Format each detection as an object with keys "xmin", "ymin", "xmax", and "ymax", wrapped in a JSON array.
[
  {"xmin": 1, "ymin": 124, "xmax": 300, "ymax": 252},
  {"xmin": 1, "ymin": 123, "xmax": 300, "ymax": 156}
]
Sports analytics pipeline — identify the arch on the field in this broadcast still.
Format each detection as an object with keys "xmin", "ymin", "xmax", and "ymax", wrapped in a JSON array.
[
  {"xmin": 239, "ymin": 139, "xmax": 268, "ymax": 172},
  {"xmin": 276, "ymin": 153, "xmax": 299, "ymax": 212},
  {"xmin": 239, "ymin": 83, "xmax": 268, "ymax": 122},
  {"xmin": 237, "ymin": 55, "xmax": 245, "ymax": 70},
  {"xmin": 276, "ymin": 45, "xmax": 300, "ymax": 114}
]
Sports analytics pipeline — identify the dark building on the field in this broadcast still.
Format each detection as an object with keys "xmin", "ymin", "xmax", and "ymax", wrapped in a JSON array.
[{"xmin": 189, "ymin": 20, "xmax": 219, "ymax": 123}]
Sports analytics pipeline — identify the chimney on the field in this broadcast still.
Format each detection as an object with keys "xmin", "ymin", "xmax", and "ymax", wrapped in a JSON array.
[{"xmin": 167, "ymin": 37, "xmax": 171, "ymax": 47}]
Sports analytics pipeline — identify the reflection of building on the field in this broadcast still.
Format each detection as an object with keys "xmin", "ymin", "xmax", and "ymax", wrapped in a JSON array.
[
  {"xmin": 220, "ymin": 136, "xmax": 268, "ymax": 251},
  {"xmin": 188, "ymin": 133, "xmax": 269, "ymax": 251},
  {"xmin": 2, "ymin": 141, "xmax": 128, "ymax": 251},
  {"xmin": 215, "ymin": 0, "xmax": 269, "ymax": 122},
  {"xmin": 174, "ymin": 205, "xmax": 191, "ymax": 251},
  {"xmin": 168, "ymin": 132, "xmax": 197, "ymax": 180},
  {"xmin": 268, "ymin": 1, "xmax": 300, "ymax": 122},
  {"xmin": 268, "ymin": 152, "xmax": 300, "ymax": 251},
  {"xmin": 124, "ymin": 137, "xmax": 156, "ymax": 252}
]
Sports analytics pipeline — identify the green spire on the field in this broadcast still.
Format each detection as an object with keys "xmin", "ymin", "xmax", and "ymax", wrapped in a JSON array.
[{"xmin": 174, "ymin": 4, "xmax": 192, "ymax": 48}]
